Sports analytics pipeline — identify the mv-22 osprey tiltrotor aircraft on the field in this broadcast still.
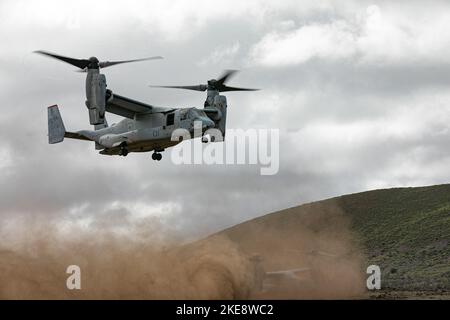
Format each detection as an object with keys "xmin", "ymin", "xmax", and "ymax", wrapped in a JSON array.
[{"xmin": 35, "ymin": 50, "xmax": 258, "ymax": 160}]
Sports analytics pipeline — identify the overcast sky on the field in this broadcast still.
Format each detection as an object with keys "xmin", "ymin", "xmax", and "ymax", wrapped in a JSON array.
[{"xmin": 0, "ymin": 0, "xmax": 449, "ymax": 239}]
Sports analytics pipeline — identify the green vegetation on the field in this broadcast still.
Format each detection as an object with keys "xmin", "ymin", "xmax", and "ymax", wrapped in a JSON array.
[{"xmin": 334, "ymin": 184, "xmax": 450, "ymax": 291}]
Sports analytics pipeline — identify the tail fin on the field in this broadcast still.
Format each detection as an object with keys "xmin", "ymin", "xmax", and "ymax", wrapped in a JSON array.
[{"xmin": 48, "ymin": 105, "xmax": 65, "ymax": 144}]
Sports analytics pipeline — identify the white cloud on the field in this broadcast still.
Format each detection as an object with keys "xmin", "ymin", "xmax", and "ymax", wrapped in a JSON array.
[
  {"xmin": 0, "ymin": 0, "xmax": 270, "ymax": 44},
  {"xmin": 199, "ymin": 42, "xmax": 241, "ymax": 66},
  {"xmin": 251, "ymin": 20, "xmax": 356, "ymax": 66},
  {"xmin": 250, "ymin": 4, "xmax": 450, "ymax": 66},
  {"xmin": 282, "ymin": 89, "xmax": 450, "ymax": 188}
]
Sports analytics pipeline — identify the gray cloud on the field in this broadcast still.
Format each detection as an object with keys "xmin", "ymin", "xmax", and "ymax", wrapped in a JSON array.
[{"xmin": 0, "ymin": 0, "xmax": 449, "ymax": 239}]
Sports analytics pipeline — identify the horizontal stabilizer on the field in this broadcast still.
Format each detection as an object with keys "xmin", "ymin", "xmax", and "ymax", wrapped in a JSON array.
[{"xmin": 64, "ymin": 132, "xmax": 92, "ymax": 141}]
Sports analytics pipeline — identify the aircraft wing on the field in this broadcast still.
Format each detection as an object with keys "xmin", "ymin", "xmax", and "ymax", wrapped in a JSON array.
[{"xmin": 105, "ymin": 90, "xmax": 172, "ymax": 119}]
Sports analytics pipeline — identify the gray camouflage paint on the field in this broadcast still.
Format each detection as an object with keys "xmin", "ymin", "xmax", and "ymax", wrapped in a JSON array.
[{"xmin": 49, "ymin": 70, "xmax": 217, "ymax": 157}]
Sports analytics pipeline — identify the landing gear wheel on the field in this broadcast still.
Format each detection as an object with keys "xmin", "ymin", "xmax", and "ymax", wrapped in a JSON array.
[
  {"xmin": 120, "ymin": 145, "xmax": 129, "ymax": 157},
  {"xmin": 152, "ymin": 152, "xmax": 162, "ymax": 161}
]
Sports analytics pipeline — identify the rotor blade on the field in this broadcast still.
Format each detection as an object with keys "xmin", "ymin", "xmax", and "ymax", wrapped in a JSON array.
[
  {"xmin": 218, "ymin": 85, "xmax": 259, "ymax": 92},
  {"xmin": 99, "ymin": 56, "xmax": 163, "ymax": 68},
  {"xmin": 149, "ymin": 84, "xmax": 207, "ymax": 92},
  {"xmin": 216, "ymin": 70, "xmax": 239, "ymax": 85},
  {"xmin": 34, "ymin": 50, "xmax": 90, "ymax": 69}
]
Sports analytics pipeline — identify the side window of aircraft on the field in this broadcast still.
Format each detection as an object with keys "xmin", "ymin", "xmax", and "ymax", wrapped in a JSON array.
[{"xmin": 166, "ymin": 113, "xmax": 175, "ymax": 126}]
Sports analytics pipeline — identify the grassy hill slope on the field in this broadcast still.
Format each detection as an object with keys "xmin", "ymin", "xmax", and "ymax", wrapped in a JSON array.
[
  {"xmin": 337, "ymin": 184, "xmax": 450, "ymax": 291},
  {"xmin": 217, "ymin": 184, "xmax": 450, "ymax": 293}
]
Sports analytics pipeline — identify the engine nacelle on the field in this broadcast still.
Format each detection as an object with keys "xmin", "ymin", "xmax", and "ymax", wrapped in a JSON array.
[
  {"xmin": 85, "ymin": 71, "xmax": 106, "ymax": 125},
  {"xmin": 213, "ymin": 95, "xmax": 227, "ymax": 138}
]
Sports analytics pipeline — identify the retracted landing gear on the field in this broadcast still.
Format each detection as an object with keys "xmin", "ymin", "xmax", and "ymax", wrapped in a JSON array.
[{"xmin": 152, "ymin": 152, "xmax": 162, "ymax": 161}]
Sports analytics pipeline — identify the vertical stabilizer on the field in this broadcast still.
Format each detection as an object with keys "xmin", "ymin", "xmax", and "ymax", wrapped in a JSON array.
[{"xmin": 48, "ymin": 105, "xmax": 65, "ymax": 144}]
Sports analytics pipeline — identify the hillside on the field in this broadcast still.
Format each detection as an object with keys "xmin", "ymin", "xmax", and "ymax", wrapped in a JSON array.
[
  {"xmin": 338, "ymin": 184, "xmax": 450, "ymax": 292},
  {"xmin": 215, "ymin": 184, "xmax": 450, "ymax": 296}
]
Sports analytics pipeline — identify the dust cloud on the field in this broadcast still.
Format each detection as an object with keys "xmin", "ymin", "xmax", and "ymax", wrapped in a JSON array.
[
  {"xmin": 218, "ymin": 201, "xmax": 368, "ymax": 299},
  {"xmin": 0, "ymin": 218, "xmax": 255, "ymax": 299},
  {"xmin": 0, "ymin": 201, "xmax": 367, "ymax": 299}
]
